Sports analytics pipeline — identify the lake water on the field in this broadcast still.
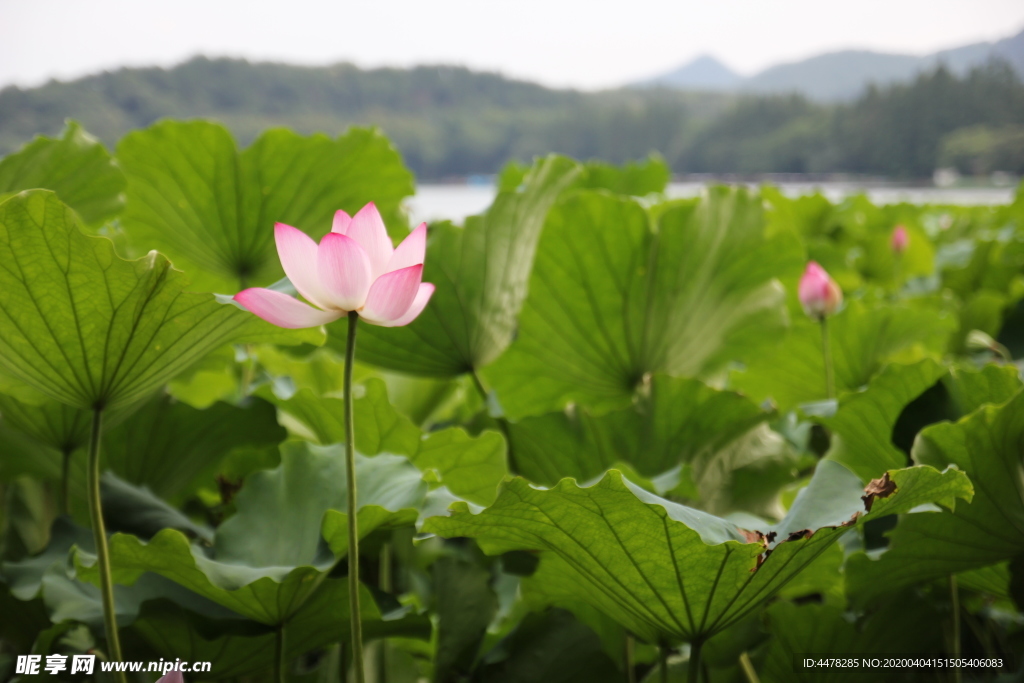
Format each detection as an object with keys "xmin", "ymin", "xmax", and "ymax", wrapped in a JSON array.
[{"xmin": 407, "ymin": 182, "xmax": 1017, "ymax": 225}]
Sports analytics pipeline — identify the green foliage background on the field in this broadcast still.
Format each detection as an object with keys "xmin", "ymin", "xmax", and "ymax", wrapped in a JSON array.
[
  {"xmin": 0, "ymin": 118, "xmax": 1022, "ymax": 683},
  {"xmin": 2, "ymin": 58, "xmax": 1023, "ymax": 178}
]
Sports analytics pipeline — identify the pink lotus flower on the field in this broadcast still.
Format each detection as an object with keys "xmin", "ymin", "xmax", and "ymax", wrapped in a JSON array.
[
  {"xmin": 156, "ymin": 671, "xmax": 183, "ymax": 683},
  {"xmin": 799, "ymin": 262, "xmax": 843, "ymax": 319},
  {"xmin": 891, "ymin": 225, "xmax": 909, "ymax": 255},
  {"xmin": 235, "ymin": 203, "xmax": 434, "ymax": 328}
]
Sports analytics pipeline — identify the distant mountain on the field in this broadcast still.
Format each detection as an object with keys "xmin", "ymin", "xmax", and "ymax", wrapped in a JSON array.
[
  {"xmin": 639, "ymin": 27, "xmax": 1024, "ymax": 101},
  {"xmin": 640, "ymin": 55, "xmax": 741, "ymax": 90}
]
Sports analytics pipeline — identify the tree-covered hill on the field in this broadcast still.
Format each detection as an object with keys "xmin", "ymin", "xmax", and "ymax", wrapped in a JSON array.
[{"xmin": 1, "ymin": 56, "xmax": 1023, "ymax": 178}]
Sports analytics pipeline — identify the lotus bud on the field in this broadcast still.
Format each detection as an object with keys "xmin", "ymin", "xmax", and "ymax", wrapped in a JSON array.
[
  {"xmin": 799, "ymin": 262, "xmax": 843, "ymax": 320},
  {"xmin": 891, "ymin": 225, "xmax": 909, "ymax": 255}
]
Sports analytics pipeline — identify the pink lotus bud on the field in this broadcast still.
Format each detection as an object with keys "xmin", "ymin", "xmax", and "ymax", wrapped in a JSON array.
[
  {"xmin": 799, "ymin": 262, "xmax": 843, "ymax": 320},
  {"xmin": 891, "ymin": 225, "xmax": 909, "ymax": 255}
]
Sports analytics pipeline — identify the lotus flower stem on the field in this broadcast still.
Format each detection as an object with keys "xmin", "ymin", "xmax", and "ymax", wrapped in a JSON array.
[
  {"xmin": 739, "ymin": 651, "xmax": 760, "ymax": 683},
  {"xmin": 688, "ymin": 639, "xmax": 704, "ymax": 683},
  {"xmin": 625, "ymin": 634, "xmax": 636, "ymax": 683},
  {"xmin": 240, "ymin": 343, "xmax": 256, "ymax": 398},
  {"xmin": 378, "ymin": 541, "xmax": 392, "ymax": 683},
  {"xmin": 821, "ymin": 318, "xmax": 835, "ymax": 400},
  {"xmin": 659, "ymin": 644, "xmax": 669, "ymax": 683},
  {"xmin": 275, "ymin": 624, "xmax": 287, "ymax": 683},
  {"xmin": 86, "ymin": 408, "xmax": 126, "ymax": 683},
  {"xmin": 60, "ymin": 447, "xmax": 72, "ymax": 516},
  {"xmin": 470, "ymin": 369, "xmax": 518, "ymax": 473},
  {"xmin": 344, "ymin": 310, "xmax": 366, "ymax": 683},
  {"xmin": 950, "ymin": 574, "xmax": 961, "ymax": 683}
]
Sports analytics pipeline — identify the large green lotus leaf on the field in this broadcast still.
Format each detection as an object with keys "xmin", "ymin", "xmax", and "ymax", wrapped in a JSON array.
[
  {"xmin": 759, "ymin": 599, "xmax": 944, "ymax": 683},
  {"xmin": 132, "ymin": 584, "xmax": 430, "ymax": 680},
  {"xmin": 845, "ymin": 388, "xmax": 1024, "ymax": 607},
  {"xmin": 425, "ymin": 462, "xmax": 970, "ymax": 643},
  {"xmin": 690, "ymin": 423, "xmax": 805, "ymax": 518},
  {"xmin": 433, "ymin": 556, "xmax": 499, "ymax": 683},
  {"xmin": 0, "ymin": 394, "xmax": 91, "ymax": 455},
  {"xmin": 474, "ymin": 609, "xmax": 621, "ymax": 683},
  {"xmin": 257, "ymin": 378, "xmax": 506, "ymax": 505},
  {"xmin": 1, "ymin": 517, "xmax": 228, "ymax": 631},
  {"xmin": 77, "ymin": 444, "xmax": 427, "ymax": 624},
  {"xmin": 0, "ymin": 122, "xmax": 125, "ymax": 225},
  {"xmin": 41, "ymin": 565, "xmax": 224, "ymax": 631},
  {"xmin": 73, "ymin": 394, "xmax": 285, "ymax": 504},
  {"xmin": 0, "ymin": 391, "xmax": 285, "ymax": 514},
  {"xmin": 0, "ymin": 422, "xmax": 62, "ymax": 482},
  {"xmin": 93, "ymin": 472, "xmax": 213, "ymax": 543},
  {"xmin": 941, "ymin": 363, "xmax": 1023, "ymax": 415},
  {"xmin": 118, "ymin": 121, "xmax": 414, "ymax": 292},
  {"xmin": 333, "ymin": 155, "xmax": 581, "ymax": 377},
  {"xmin": 957, "ymin": 562, "xmax": 1012, "ymax": 601},
  {"xmin": 499, "ymin": 155, "xmax": 667, "ymax": 198},
  {"xmin": 134, "ymin": 589, "xmax": 430, "ymax": 679},
  {"xmin": 733, "ymin": 301, "xmax": 956, "ymax": 411},
  {"xmin": 820, "ymin": 359, "xmax": 947, "ymax": 481},
  {"xmin": 485, "ymin": 186, "xmax": 804, "ymax": 419},
  {"xmin": 578, "ymin": 155, "xmax": 670, "ymax": 196},
  {"xmin": 507, "ymin": 375, "xmax": 770, "ymax": 486},
  {"xmin": 2, "ymin": 518, "xmax": 94, "ymax": 600},
  {"xmin": 0, "ymin": 393, "xmax": 91, "ymax": 484},
  {"xmin": 0, "ymin": 191, "xmax": 321, "ymax": 411}
]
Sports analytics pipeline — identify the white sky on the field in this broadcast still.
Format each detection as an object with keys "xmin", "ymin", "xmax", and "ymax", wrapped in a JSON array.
[{"xmin": 1, "ymin": 0, "xmax": 1023, "ymax": 90}]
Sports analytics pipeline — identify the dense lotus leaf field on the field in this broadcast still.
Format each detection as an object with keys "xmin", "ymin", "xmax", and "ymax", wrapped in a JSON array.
[{"xmin": 0, "ymin": 121, "xmax": 1023, "ymax": 683}]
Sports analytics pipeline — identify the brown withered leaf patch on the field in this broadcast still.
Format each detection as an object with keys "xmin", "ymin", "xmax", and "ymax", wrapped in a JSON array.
[
  {"xmin": 741, "ymin": 529, "xmax": 765, "ymax": 544},
  {"xmin": 861, "ymin": 472, "xmax": 897, "ymax": 512},
  {"xmin": 752, "ymin": 548, "xmax": 773, "ymax": 573},
  {"xmin": 786, "ymin": 529, "xmax": 815, "ymax": 542}
]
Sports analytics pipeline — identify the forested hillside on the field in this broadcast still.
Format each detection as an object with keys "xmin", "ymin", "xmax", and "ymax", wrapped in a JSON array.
[{"xmin": 1, "ymin": 56, "xmax": 1022, "ymax": 178}]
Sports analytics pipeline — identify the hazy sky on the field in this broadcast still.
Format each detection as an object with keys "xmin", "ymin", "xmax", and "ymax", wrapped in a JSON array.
[{"xmin": 2, "ymin": 0, "xmax": 1023, "ymax": 90}]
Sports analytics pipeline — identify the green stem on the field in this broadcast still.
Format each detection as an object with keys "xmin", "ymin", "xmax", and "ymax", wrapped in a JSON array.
[
  {"xmin": 378, "ymin": 542, "xmax": 392, "ymax": 683},
  {"xmin": 821, "ymin": 317, "xmax": 835, "ymax": 400},
  {"xmin": 950, "ymin": 574, "xmax": 961, "ymax": 683},
  {"xmin": 688, "ymin": 639, "xmax": 704, "ymax": 683},
  {"xmin": 345, "ymin": 311, "xmax": 366, "ymax": 683},
  {"xmin": 60, "ymin": 448, "xmax": 72, "ymax": 516},
  {"xmin": 276, "ymin": 623, "xmax": 287, "ymax": 683},
  {"xmin": 86, "ymin": 409, "xmax": 125, "ymax": 683},
  {"xmin": 240, "ymin": 343, "xmax": 256, "ymax": 398},
  {"xmin": 739, "ymin": 651, "xmax": 760, "ymax": 683},
  {"xmin": 470, "ymin": 369, "xmax": 518, "ymax": 473},
  {"xmin": 659, "ymin": 643, "xmax": 669, "ymax": 683},
  {"xmin": 624, "ymin": 634, "xmax": 636, "ymax": 683}
]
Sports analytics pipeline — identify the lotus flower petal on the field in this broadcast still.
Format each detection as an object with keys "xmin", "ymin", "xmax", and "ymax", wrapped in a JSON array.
[
  {"xmin": 332, "ymin": 209, "xmax": 352, "ymax": 235},
  {"xmin": 346, "ymin": 202, "xmax": 394, "ymax": 280},
  {"xmin": 386, "ymin": 222, "xmax": 427, "ymax": 273},
  {"xmin": 361, "ymin": 264, "xmax": 423, "ymax": 324},
  {"xmin": 891, "ymin": 225, "xmax": 909, "ymax": 254},
  {"xmin": 374, "ymin": 283, "xmax": 435, "ymax": 327},
  {"xmin": 317, "ymin": 232, "xmax": 372, "ymax": 311},
  {"xmin": 156, "ymin": 672, "xmax": 184, "ymax": 683},
  {"xmin": 798, "ymin": 261, "xmax": 842, "ymax": 319},
  {"xmin": 275, "ymin": 223, "xmax": 328, "ymax": 308},
  {"xmin": 234, "ymin": 288, "xmax": 342, "ymax": 329}
]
